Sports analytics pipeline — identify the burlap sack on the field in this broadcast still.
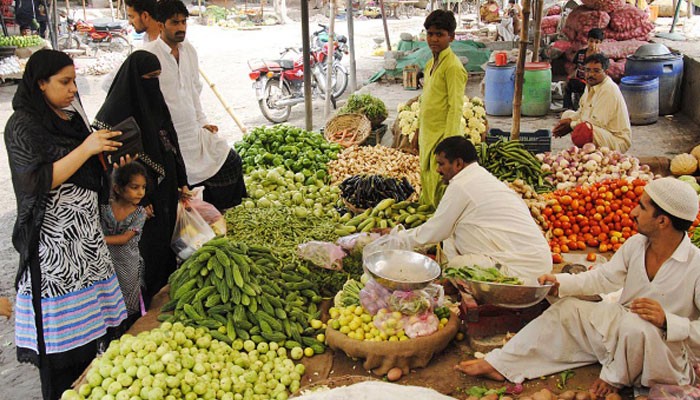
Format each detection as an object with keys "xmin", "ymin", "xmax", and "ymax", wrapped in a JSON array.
[{"xmin": 325, "ymin": 312, "xmax": 459, "ymax": 375}]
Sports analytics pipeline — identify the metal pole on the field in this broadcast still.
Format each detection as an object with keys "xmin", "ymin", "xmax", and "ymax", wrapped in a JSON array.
[
  {"xmin": 109, "ymin": 0, "xmax": 115, "ymax": 21},
  {"xmin": 301, "ymin": 0, "xmax": 313, "ymax": 130},
  {"xmin": 324, "ymin": 0, "xmax": 336, "ymax": 119},
  {"xmin": 346, "ymin": 0, "xmax": 357, "ymax": 93},
  {"xmin": 379, "ymin": 0, "xmax": 391, "ymax": 50},
  {"xmin": 50, "ymin": 0, "xmax": 58, "ymax": 49},
  {"xmin": 511, "ymin": 0, "xmax": 530, "ymax": 140}
]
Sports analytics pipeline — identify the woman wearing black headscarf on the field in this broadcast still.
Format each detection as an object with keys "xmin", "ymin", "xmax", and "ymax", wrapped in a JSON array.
[
  {"xmin": 94, "ymin": 50, "xmax": 188, "ymax": 303},
  {"xmin": 4, "ymin": 49, "xmax": 127, "ymax": 400}
]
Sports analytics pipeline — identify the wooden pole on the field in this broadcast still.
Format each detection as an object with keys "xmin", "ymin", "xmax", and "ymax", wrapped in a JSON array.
[
  {"xmin": 199, "ymin": 68, "xmax": 247, "ymax": 133},
  {"xmin": 301, "ymin": 0, "xmax": 313, "ymax": 130},
  {"xmin": 378, "ymin": 0, "xmax": 391, "ymax": 50},
  {"xmin": 531, "ymin": 0, "xmax": 543, "ymax": 62},
  {"xmin": 346, "ymin": 0, "xmax": 357, "ymax": 93},
  {"xmin": 82, "ymin": 0, "xmax": 86, "ymax": 20},
  {"xmin": 511, "ymin": 0, "xmax": 530, "ymax": 141},
  {"xmin": 324, "ymin": 0, "xmax": 336, "ymax": 119}
]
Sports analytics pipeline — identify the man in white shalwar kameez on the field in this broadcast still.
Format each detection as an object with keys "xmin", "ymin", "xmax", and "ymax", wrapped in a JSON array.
[
  {"xmin": 144, "ymin": 0, "xmax": 246, "ymax": 210},
  {"xmin": 553, "ymin": 53, "xmax": 631, "ymax": 153},
  {"xmin": 457, "ymin": 177, "xmax": 700, "ymax": 398},
  {"xmin": 397, "ymin": 136, "xmax": 552, "ymax": 282}
]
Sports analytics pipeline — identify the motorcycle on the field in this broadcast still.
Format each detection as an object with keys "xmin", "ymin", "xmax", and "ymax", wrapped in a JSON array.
[
  {"xmin": 312, "ymin": 23, "xmax": 348, "ymax": 65},
  {"xmin": 248, "ymin": 46, "xmax": 349, "ymax": 123},
  {"xmin": 57, "ymin": 12, "xmax": 132, "ymax": 55}
]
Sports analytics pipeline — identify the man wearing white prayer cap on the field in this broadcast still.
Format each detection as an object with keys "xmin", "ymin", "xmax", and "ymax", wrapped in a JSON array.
[{"xmin": 457, "ymin": 177, "xmax": 700, "ymax": 398}]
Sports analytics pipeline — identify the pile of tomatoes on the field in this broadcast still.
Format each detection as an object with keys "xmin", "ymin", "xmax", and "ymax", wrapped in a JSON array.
[{"xmin": 543, "ymin": 179, "xmax": 647, "ymax": 263}]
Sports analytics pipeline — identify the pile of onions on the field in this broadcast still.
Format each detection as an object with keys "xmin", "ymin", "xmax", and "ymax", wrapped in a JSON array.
[{"xmin": 537, "ymin": 143, "xmax": 656, "ymax": 190}]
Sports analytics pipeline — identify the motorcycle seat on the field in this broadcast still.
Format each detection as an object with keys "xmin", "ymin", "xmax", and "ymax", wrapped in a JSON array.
[
  {"xmin": 93, "ymin": 22, "xmax": 109, "ymax": 31},
  {"xmin": 107, "ymin": 21, "xmax": 127, "ymax": 30},
  {"xmin": 266, "ymin": 59, "xmax": 294, "ymax": 69}
]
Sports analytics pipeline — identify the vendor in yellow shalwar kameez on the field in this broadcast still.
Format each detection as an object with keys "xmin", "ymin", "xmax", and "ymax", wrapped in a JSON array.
[{"xmin": 419, "ymin": 10, "xmax": 468, "ymax": 207}]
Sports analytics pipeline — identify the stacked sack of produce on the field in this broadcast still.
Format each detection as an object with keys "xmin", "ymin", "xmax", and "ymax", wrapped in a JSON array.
[
  {"xmin": 553, "ymin": 2, "xmax": 653, "ymax": 82},
  {"xmin": 541, "ymin": 15, "xmax": 561, "ymax": 35},
  {"xmin": 562, "ymin": 6, "xmax": 611, "ymax": 44},
  {"xmin": 582, "ymin": 0, "xmax": 626, "ymax": 13},
  {"xmin": 606, "ymin": 4, "xmax": 655, "ymax": 42},
  {"xmin": 541, "ymin": 5, "xmax": 562, "ymax": 35}
]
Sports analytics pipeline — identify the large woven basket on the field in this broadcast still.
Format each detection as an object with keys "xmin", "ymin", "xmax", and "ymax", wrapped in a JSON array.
[{"xmin": 325, "ymin": 113, "xmax": 372, "ymax": 147}]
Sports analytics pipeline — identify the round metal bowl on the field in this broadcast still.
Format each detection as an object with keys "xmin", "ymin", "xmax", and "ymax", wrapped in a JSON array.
[
  {"xmin": 363, "ymin": 250, "xmax": 441, "ymax": 291},
  {"xmin": 633, "ymin": 43, "xmax": 671, "ymax": 58},
  {"xmin": 458, "ymin": 279, "xmax": 553, "ymax": 309}
]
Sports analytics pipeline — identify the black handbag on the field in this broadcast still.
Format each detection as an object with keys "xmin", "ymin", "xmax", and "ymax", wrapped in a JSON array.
[{"xmin": 107, "ymin": 116, "xmax": 143, "ymax": 165}]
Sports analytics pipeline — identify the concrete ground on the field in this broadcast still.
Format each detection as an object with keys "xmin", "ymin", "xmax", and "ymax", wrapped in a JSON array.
[{"xmin": 0, "ymin": 7, "xmax": 700, "ymax": 399}]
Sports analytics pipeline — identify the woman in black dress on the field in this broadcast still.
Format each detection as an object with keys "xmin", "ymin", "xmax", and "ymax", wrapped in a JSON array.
[{"xmin": 94, "ymin": 50, "xmax": 189, "ymax": 304}]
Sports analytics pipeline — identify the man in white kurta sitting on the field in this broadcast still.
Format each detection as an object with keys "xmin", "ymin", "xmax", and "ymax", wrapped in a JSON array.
[
  {"xmin": 552, "ymin": 53, "xmax": 631, "ymax": 153},
  {"xmin": 397, "ymin": 136, "xmax": 552, "ymax": 282},
  {"xmin": 457, "ymin": 177, "xmax": 700, "ymax": 398},
  {"xmin": 144, "ymin": 0, "xmax": 246, "ymax": 211}
]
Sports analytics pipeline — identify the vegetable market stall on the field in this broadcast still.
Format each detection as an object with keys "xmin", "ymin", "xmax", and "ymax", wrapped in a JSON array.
[{"xmin": 64, "ymin": 115, "xmax": 700, "ymax": 400}]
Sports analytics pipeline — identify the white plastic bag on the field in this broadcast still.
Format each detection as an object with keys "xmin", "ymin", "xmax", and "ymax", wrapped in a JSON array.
[
  {"xmin": 362, "ymin": 226, "xmax": 412, "ymax": 265},
  {"xmin": 188, "ymin": 187, "xmax": 226, "ymax": 236},
  {"xmin": 297, "ymin": 241, "xmax": 346, "ymax": 271},
  {"xmin": 336, "ymin": 232, "xmax": 381, "ymax": 253},
  {"xmin": 171, "ymin": 200, "xmax": 216, "ymax": 260}
]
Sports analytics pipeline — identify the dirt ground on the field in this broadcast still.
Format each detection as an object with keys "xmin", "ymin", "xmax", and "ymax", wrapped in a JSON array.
[{"xmin": 1, "ymin": 7, "xmax": 699, "ymax": 399}]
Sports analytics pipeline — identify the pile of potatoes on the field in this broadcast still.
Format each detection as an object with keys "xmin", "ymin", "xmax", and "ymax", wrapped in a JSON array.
[{"xmin": 466, "ymin": 388, "xmax": 624, "ymax": 400}]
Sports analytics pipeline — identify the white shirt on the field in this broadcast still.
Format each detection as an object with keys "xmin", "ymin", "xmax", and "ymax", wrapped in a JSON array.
[
  {"xmin": 561, "ymin": 76, "xmax": 632, "ymax": 153},
  {"xmin": 557, "ymin": 233, "xmax": 700, "ymax": 347},
  {"xmin": 399, "ymin": 163, "xmax": 552, "ymax": 281},
  {"xmin": 143, "ymin": 37, "xmax": 229, "ymax": 185}
]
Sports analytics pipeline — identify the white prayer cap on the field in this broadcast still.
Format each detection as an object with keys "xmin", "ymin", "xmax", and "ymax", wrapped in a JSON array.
[{"xmin": 645, "ymin": 177, "xmax": 699, "ymax": 222}]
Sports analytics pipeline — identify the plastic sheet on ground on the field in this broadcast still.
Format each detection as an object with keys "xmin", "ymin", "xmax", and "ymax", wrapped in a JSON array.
[
  {"xmin": 368, "ymin": 41, "xmax": 491, "ymax": 82},
  {"xmin": 292, "ymin": 381, "xmax": 457, "ymax": 399}
]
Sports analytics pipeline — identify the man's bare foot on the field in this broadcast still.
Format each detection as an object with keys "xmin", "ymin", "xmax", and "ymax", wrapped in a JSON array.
[
  {"xmin": 589, "ymin": 378, "xmax": 619, "ymax": 398},
  {"xmin": 454, "ymin": 359, "xmax": 506, "ymax": 381}
]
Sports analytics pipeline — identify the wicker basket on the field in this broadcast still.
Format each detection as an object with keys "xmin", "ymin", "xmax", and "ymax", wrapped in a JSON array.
[
  {"xmin": 325, "ymin": 113, "xmax": 372, "ymax": 148},
  {"xmin": 342, "ymin": 197, "xmax": 367, "ymax": 215}
]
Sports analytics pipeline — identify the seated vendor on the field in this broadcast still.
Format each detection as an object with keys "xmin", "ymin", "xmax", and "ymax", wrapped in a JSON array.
[
  {"xmin": 480, "ymin": 0, "xmax": 500, "ymax": 23},
  {"xmin": 397, "ymin": 136, "xmax": 552, "ymax": 282},
  {"xmin": 456, "ymin": 177, "xmax": 700, "ymax": 398},
  {"xmin": 553, "ymin": 53, "xmax": 631, "ymax": 153}
]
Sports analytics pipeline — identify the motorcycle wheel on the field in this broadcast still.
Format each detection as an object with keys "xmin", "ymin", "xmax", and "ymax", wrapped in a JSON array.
[
  {"xmin": 107, "ymin": 34, "xmax": 132, "ymax": 54},
  {"xmin": 57, "ymin": 34, "xmax": 80, "ymax": 51},
  {"xmin": 318, "ymin": 63, "xmax": 349, "ymax": 100},
  {"xmin": 259, "ymin": 78, "xmax": 292, "ymax": 123}
]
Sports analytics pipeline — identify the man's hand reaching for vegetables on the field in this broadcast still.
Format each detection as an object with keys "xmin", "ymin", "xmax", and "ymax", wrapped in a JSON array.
[{"xmin": 553, "ymin": 118, "xmax": 573, "ymax": 138}]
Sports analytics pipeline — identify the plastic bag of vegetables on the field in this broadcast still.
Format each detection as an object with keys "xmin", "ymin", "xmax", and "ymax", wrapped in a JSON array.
[
  {"xmin": 170, "ymin": 200, "xmax": 216, "ymax": 259},
  {"xmin": 337, "ymin": 232, "xmax": 381, "ymax": 253},
  {"xmin": 388, "ymin": 290, "xmax": 432, "ymax": 316},
  {"xmin": 403, "ymin": 311, "xmax": 439, "ymax": 339},
  {"xmin": 360, "ymin": 279, "xmax": 392, "ymax": 315},
  {"xmin": 297, "ymin": 240, "xmax": 346, "ymax": 271}
]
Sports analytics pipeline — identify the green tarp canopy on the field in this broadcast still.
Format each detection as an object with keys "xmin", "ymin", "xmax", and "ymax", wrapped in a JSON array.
[{"xmin": 369, "ymin": 40, "xmax": 492, "ymax": 82}]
